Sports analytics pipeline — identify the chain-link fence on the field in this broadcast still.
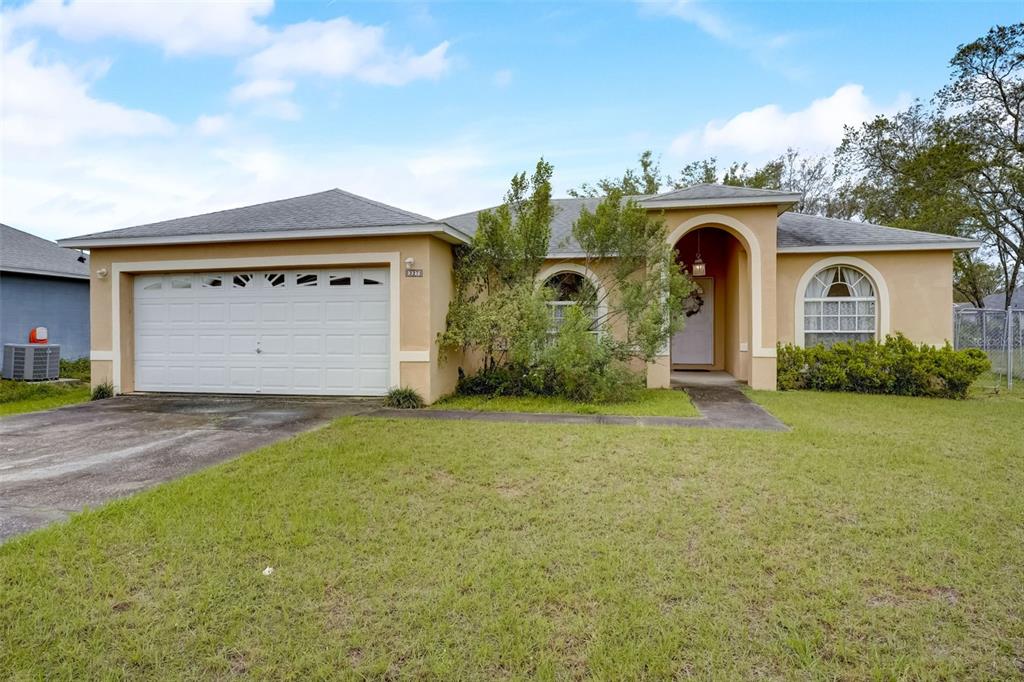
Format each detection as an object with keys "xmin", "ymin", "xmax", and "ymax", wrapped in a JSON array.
[{"xmin": 953, "ymin": 307, "xmax": 1023, "ymax": 390}]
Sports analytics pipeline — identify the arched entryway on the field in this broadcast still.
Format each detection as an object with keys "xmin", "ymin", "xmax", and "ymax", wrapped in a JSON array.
[{"xmin": 671, "ymin": 226, "xmax": 752, "ymax": 382}]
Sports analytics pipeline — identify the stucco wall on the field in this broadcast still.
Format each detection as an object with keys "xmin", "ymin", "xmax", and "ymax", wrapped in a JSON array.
[
  {"xmin": 86, "ymin": 234, "xmax": 459, "ymax": 402},
  {"xmin": 777, "ymin": 250, "xmax": 956, "ymax": 346},
  {"xmin": 0, "ymin": 272, "xmax": 90, "ymax": 358}
]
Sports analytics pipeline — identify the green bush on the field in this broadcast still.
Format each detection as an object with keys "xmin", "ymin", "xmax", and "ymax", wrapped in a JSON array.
[
  {"xmin": 91, "ymin": 382, "xmax": 115, "ymax": 401},
  {"xmin": 456, "ymin": 307, "xmax": 641, "ymax": 404},
  {"xmin": 777, "ymin": 334, "xmax": 990, "ymax": 399},
  {"xmin": 383, "ymin": 387, "xmax": 425, "ymax": 409},
  {"xmin": 59, "ymin": 358, "xmax": 90, "ymax": 382}
]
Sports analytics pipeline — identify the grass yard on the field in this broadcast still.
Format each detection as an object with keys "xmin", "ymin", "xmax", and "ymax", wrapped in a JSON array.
[
  {"xmin": 432, "ymin": 387, "xmax": 699, "ymax": 417},
  {"xmin": 0, "ymin": 379, "xmax": 90, "ymax": 416},
  {"xmin": 2, "ymin": 389, "xmax": 1023, "ymax": 679},
  {"xmin": 0, "ymin": 358, "xmax": 92, "ymax": 417}
]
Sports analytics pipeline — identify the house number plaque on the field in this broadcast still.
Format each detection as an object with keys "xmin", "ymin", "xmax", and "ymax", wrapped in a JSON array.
[{"xmin": 405, "ymin": 268, "xmax": 424, "ymax": 278}]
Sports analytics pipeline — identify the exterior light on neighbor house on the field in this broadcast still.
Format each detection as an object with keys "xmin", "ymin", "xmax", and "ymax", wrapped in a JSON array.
[{"xmin": 692, "ymin": 231, "xmax": 706, "ymax": 276}]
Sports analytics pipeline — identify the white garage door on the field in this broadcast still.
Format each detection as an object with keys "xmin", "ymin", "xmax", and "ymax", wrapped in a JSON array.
[{"xmin": 133, "ymin": 268, "xmax": 390, "ymax": 395}]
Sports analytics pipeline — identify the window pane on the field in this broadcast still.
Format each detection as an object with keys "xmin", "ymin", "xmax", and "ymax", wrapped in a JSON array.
[
  {"xmin": 840, "ymin": 301, "xmax": 856, "ymax": 315},
  {"xmin": 840, "ymin": 316, "xmax": 856, "ymax": 331},
  {"xmin": 201, "ymin": 275, "xmax": 222, "ymax": 288},
  {"xmin": 858, "ymin": 316, "xmax": 875, "ymax": 331},
  {"xmin": 823, "ymin": 301, "xmax": 839, "ymax": 316},
  {"xmin": 329, "ymin": 276, "xmax": 351, "ymax": 286},
  {"xmin": 264, "ymin": 273, "xmax": 285, "ymax": 288},
  {"xmin": 233, "ymin": 273, "xmax": 254, "ymax": 288},
  {"xmin": 805, "ymin": 316, "xmax": 819, "ymax": 331},
  {"xmin": 142, "ymin": 280, "xmax": 162, "ymax": 290},
  {"xmin": 823, "ymin": 315, "xmax": 839, "ymax": 331},
  {"xmin": 296, "ymin": 273, "xmax": 318, "ymax": 287},
  {"xmin": 363, "ymin": 277, "xmax": 382, "ymax": 286},
  {"xmin": 170, "ymin": 277, "xmax": 191, "ymax": 289},
  {"xmin": 805, "ymin": 301, "xmax": 821, "ymax": 315}
]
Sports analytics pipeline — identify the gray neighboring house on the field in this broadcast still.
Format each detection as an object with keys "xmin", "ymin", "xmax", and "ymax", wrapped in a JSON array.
[
  {"xmin": 1, "ymin": 223, "xmax": 90, "ymax": 359},
  {"xmin": 982, "ymin": 289, "xmax": 1024, "ymax": 310}
]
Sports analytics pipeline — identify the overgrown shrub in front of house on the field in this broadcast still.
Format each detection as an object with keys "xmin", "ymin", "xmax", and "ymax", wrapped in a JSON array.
[
  {"xmin": 383, "ymin": 386, "xmax": 425, "ymax": 409},
  {"xmin": 777, "ymin": 334, "xmax": 990, "ymax": 399},
  {"xmin": 440, "ymin": 159, "xmax": 691, "ymax": 404},
  {"xmin": 91, "ymin": 382, "xmax": 115, "ymax": 400}
]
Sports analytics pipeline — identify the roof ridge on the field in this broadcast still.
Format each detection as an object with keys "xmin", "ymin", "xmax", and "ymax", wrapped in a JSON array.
[{"xmin": 328, "ymin": 188, "xmax": 435, "ymax": 223}]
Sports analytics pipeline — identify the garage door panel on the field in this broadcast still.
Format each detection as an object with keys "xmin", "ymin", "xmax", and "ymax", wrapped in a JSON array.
[
  {"xmin": 198, "ymin": 303, "xmax": 226, "ymax": 322},
  {"xmin": 261, "ymin": 302, "xmax": 289, "ymax": 324},
  {"xmin": 325, "ymin": 301, "xmax": 355, "ymax": 322},
  {"xmin": 293, "ymin": 301, "xmax": 321, "ymax": 322},
  {"xmin": 260, "ymin": 334, "xmax": 290, "ymax": 356},
  {"xmin": 197, "ymin": 366, "xmax": 228, "ymax": 389},
  {"xmin": 134, "ymin": 266, "xmax": 390, "ymax": 395},
  {"xmin": 230, "ymin": 303, "xmax": 257, "ymax": 323},
  {"xmin": 293, "ymin": 335, "xmax": 321, "ymax": 355},
  {"xmin": 197, "ymin": 335, "xmax": 226, "ymax": 355}
]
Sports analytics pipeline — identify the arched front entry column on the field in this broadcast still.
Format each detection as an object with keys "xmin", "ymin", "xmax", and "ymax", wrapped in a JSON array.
[{"xmin": 650, "ymin": 212, "xmax": 778, "ymax": 391}]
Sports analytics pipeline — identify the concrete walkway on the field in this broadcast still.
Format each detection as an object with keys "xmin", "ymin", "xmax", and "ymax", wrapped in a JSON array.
[{"xmin": 374, "ymin": 373, "xmax": 788, "ymax": 432}]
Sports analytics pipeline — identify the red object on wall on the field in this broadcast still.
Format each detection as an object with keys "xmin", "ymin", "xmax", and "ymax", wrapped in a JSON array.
[{"xmin": 29, "ymin": 326, "xmax": 48, "ymax": 344}]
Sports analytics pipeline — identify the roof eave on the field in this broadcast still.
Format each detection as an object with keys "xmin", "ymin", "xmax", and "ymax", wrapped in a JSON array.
[
  {"xmin": 777, "ymin": 241, "xmax": 981, "ymax": 254},
  {"xmin": 0, "ymin": 265, "xmax": 90, "ymax": 280},
  {"xmin": 58, "ymin": 222, "xmax": 472, "ymax": 249},
  {"xmin": 639, "ymin": 194, "xmax": 803, "ymax": 214}
]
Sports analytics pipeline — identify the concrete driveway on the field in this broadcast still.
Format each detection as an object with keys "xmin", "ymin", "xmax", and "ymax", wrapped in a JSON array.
[{"xmin": 0, "ymin": 394, "xmax": 379, "ymax": 542}]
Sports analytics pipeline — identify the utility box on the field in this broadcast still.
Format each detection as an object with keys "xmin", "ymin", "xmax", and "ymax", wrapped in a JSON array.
[{"xmin": 2, "ymin": 344, "xmax": 61, "ymax": 381}]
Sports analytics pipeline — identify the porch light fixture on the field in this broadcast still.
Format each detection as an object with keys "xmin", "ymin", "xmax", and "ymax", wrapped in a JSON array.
[{"xmin": 692, "ymin": 231, "xmax": 706, "ymax": 276}]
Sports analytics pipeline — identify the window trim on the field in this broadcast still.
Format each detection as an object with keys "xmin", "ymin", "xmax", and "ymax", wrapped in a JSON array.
[
  {"xmin": 536, "ymin": 263, "xmax": 608, "ymax": 335},
  {"xmin": 794, "ymin": 256, "xmax": 890, "ymax": 347}
]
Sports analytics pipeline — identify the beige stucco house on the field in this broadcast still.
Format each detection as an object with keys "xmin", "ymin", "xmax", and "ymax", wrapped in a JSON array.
[{"xmin": 59, "ymin": 185, "xmax": 978, "ymax": 402}]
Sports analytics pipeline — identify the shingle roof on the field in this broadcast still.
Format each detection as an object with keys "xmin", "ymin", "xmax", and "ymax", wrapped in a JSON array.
[
  {"xmin": 445, "ymin": 197, "xmax": 979, "ymax": 255},
  {"xmin": 981, "ymin": 288, "xmax": 1024, "ymax": 310},
  {"xmin": 444, "ymin": 196, "xmax": 618, "ymax": 256},
  {"xmin": 643, "ymin": 183, "xmax": 802, "ymax": 204},
  {"xmin": 61, "ymin": 189, "xmax": 454, "ymax": 244},
  {"xmin": 0, "ymin": 223, "xmax": 89, "ymax": 279},
  {"xmin": 776, "ymin": 213, "xmax": 977, "ymax": 250}
]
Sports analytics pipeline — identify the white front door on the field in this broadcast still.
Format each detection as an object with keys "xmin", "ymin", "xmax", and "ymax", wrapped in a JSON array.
[
  {"xmin": 133, "ymin": 268, "xmax": 390, "ymax": 395},
  {"xmin": 671, "ymin": 277, "xmax": 714, "ymax": 365}
]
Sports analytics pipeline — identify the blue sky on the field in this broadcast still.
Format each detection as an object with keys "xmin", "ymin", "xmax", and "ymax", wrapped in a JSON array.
[{"xmin": 1, "ymin": 1, "xmax": 1018, "ymax": 240}]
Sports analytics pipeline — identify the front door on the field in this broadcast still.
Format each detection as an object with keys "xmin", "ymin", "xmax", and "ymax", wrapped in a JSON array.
[{"xmin": 671, "ymin": 277, "xmax": 714, "ymax": 365}]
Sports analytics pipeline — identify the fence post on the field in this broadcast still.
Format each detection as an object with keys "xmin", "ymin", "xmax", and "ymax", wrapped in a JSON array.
[{"xmin": 1009, "ymin": 308, "xmax": 1015, "ymax": 391}]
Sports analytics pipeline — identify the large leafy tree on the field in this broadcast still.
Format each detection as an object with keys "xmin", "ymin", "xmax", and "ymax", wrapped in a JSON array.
[
  {"xmin": 938, "ymin": 22, "xmax": 1024, "ymax": 308},
  {"xmin": 439, "ymin": 160, "xmax": 555, "ymax": 369},
  {"xmin": 568, "ymin": 150, "xmax": 664, "ymax": 198},
  {"xmin": 570, "ymin": 189, "xmax": 694, "ymax": 361},
  {"xmin": 441, "ymin": 161, "xmax": 692, "ymax": 378}
]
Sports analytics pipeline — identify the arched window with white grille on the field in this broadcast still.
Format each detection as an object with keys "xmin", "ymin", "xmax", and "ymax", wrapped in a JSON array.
[{"xmin": 803, "ymin": 265, "xmax": 877, "ymax": 346}]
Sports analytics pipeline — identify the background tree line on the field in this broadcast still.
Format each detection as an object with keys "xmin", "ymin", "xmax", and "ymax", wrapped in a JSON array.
[{"xmin": 573, "ymin": 23, "xmax": 1023, "ymax": 309}]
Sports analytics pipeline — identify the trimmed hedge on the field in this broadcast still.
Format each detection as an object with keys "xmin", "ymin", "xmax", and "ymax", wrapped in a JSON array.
[{"xmin": 778, "ymin": 334, "xmax": 990, "ymax": 399}]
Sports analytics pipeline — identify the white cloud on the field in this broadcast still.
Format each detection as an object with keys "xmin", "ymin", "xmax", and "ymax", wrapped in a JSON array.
[
  {"xmin": 669, "ymin": 84, "xmax": 910, "ymax": 159},
  {"xmin": 195, "ymin": 114, "xmax": 230, "ymax": 136},
  {"xmin": 493, "ymin": 68, "xmax": 513, "ymax": 88},
  {"xmin": 3, "ymin": 0, "xmax": 273, "ymax": 55},
  {"xmin": 229, "ymin": 78, "xmax": 295, "ymax": 102},
  {"xmin": 645, "ymin": 0, "xmax": 803, "ymax": 78},
  {"xmin": 1, "ymin": 41, "xmax": 174, "ymax": 147},
  {"xmin": 240, "ymin": 17, "xmax": 451, "ymax": 86}
]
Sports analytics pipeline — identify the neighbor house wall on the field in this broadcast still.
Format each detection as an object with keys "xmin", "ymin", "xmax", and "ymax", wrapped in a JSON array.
[
  {"xmin": 777, "ymin": 250, "xmax": 956, "ymax": 347},
  {"xmin": 0, "ymin": 272, "xmax": 90, "ymax": 359},
  {"xmin": 86, "ymin": 234, "xmax": 459, "ymax": 403}
]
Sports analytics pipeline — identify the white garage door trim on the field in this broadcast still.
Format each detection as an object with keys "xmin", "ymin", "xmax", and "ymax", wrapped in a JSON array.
[{"xmin": 110, "ymin": 252, "xmax": 402, "ymax": 394}]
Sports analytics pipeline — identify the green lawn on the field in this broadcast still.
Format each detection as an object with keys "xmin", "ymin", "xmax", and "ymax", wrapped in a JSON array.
[
  {"xmin": 0, "ymin": 379, "xmax": 90, "ymax": 416},
  {"xmin": 2, "ymin": 390, "xmax": 1023, "ymax": 678},
  {"xmin": 433, "ymin": 388, "xmax": 700, "ymax": 417}
]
